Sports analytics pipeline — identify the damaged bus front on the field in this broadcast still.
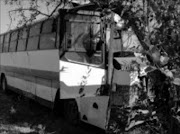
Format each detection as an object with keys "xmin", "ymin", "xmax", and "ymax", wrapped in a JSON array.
[
  {"xmin": 58, "ymin": 4, "xmax": 148, "ymax": 132},
  {"xmin": 59, "ymin": 4, "xmax": 148, "ymax": 133}
]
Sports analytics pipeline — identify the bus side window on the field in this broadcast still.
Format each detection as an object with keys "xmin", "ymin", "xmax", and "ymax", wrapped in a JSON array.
[
  {"xmin": 29, "ymin": 23, "xmax": 41, "ymax": 37},
  {"xmin": 41, "ymin": 19, "xmax": 55, "ymax": 33},
  {"xmin": 3, "ymin": 33, "xmax": 10, "ymax": 52},
  {"xmin": 27, "ymin": 36, "xmax": 39, "ymax": 51},
  {"xmin": 39, "ymin": 19, "xmax": 56, "ymax": 50},
  {"xmin": 39, "ymin": 33, "xmax": 56, "ymax": 50},
  {"xmin": 27, "ymin": 23, "xmax": 42, "ymax": 51},
  {"xmin": 0, "ymin": 35, "xmax": 4, "ymax": 53},
  {"xmin": 17, "ymin": 28, "xmax": 28, "ymax": 51},
  {"xmin": 9, "ymin": 41, "xmax": 17, "ymax": 52},
  {"xmin": 9, "ymin": 31, "xmax": 18, "ymax": 52},
  {"xmin": 11, "ymin": 31, "xmax": 18, "ymax": 41}
]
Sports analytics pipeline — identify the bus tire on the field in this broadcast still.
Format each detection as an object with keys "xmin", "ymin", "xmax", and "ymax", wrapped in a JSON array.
[
  {"xmin": 64, "ymin": 100, "xmax": 80, "ymax": 125},
  {"xmin": 1, "ymin": 75, "xmax": 8, "ymax": 93}
]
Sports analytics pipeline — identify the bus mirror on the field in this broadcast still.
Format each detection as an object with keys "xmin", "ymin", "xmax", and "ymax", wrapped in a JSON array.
[{"xmin": 67, "ymin": 38, "xmax": 72, "ymax": 48}]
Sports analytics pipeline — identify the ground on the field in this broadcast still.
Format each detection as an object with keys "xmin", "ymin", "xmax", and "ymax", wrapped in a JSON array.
[{"xmin": 0, "ymin": 90, "xmax": 105, "ymax": 134}]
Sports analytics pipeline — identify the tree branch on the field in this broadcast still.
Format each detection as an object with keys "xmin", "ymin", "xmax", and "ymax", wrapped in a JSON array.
[
  {"xmin": 9, "ymin": 8, "xmax": 50, "ymax": 17},
  {"xmin": 7, "ymin": 7, "xmax": 51, "ymax": 30},
  {"xmin": 7, "ymin": 11, "xmax": 13, "ymax": 31},
  {"xmin": 49, "ymin": 1, "xmax": 63, "ymax": 17}
]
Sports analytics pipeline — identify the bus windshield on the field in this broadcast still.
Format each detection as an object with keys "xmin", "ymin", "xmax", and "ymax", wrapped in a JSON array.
[{"xmin": 63, "ymin": 13, "xmax": 103, "ymax": 66}]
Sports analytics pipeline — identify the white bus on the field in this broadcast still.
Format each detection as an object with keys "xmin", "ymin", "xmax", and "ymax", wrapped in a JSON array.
[{"xmin": 0, "ymin": 4, "xmax": 141, "ymax": 132}]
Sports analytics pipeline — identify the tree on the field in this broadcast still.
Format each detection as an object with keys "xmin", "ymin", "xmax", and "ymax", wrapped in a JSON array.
[{"xmin": 90, "ymin": 0, "xmax": 180, "ymax": 68}]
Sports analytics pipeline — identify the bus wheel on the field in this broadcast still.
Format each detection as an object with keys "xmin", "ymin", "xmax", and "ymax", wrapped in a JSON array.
[
  {"xmin": 1, "ymin": 76, "xmax": 8, "ymax": 92},
  {"xmin": 64, "ymin": 100, "xmax": 79, "ymax": 125}
]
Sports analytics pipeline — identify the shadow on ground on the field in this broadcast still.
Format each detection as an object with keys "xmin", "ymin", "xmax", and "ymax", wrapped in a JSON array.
[{"xmin": 0, "ymin": 90, "xmax": 105, "ymax": 134}]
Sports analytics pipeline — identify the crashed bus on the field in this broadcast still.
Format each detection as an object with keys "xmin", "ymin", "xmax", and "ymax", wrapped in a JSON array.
[{"xmin": 0, "ymin": 3, "xmax": 151, "ymax": 133}]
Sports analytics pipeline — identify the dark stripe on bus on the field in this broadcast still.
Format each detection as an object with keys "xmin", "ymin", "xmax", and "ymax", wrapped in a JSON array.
[{"xmin": 8, "ymin": 85, "xmax": 53, "ymax": 108}]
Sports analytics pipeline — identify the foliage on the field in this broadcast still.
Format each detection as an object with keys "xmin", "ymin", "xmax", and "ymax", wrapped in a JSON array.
[
  {"xmin": 108, "ymin": 60, "xmax": 180, "ymax": 134},
  {"xmin": 90, "ymin": 0, "xmax": 180, "ymax": 68}
]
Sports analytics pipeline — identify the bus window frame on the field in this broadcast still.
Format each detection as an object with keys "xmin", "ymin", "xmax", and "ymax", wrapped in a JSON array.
[
  {"xmin": 17, "ymin": 27, "xmax": 29, "ymax": 52},
  {"xmin": 0, "ymin": 35, "xmax": 4, "ymax": 53},
  {"xmin": 27, "ymin": 22, "xmax": 42, "ymax": 51},
  {"xmin": 11, "ymin": 31, "xmax": 19, "ymax": 41},
  {"xmin": 39, "ymin": 18, "xmax": 57, "ymax": 50},
  {"xmin": 56, "ymin": 17, "xmax": 60, "ymax": 49},
  {"xmin": 9, "ymin": 30, "xmax": 19, "ymax": 52},
  {"xmin": 3, "ymin": 33, "xmax": 11, "ymax": 52}
]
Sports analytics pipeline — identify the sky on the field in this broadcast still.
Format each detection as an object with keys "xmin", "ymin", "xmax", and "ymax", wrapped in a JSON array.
[
  {"xmin": 0, "ymin": 0, "xmax": 40, "ymax": 34},
  {"xmin": 0, "ymin": 0, "xmax": 56, "ymax": 34},
  {"xmin": 0, "ymin": 0, "xmax": 90, "ymax": 34},
  {"xmin": 0, "ymin": 0, "xmax": 13, "ymax": 34}
]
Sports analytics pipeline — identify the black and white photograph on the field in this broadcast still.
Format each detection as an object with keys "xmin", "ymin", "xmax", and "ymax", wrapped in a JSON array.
[{"xmin": 0, "ymin": 0, "xmax": 180, "ymax": 134}]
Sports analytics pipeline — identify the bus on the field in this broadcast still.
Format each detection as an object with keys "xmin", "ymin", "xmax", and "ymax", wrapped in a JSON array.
[{"xmin": 0, "ymin": 3, "xmax": 143, "ymax": 132}]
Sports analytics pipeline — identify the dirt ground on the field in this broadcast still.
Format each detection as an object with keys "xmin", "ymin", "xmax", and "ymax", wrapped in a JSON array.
[{"xmin": 0, "ymin": 90, "xmax": 105, "ymax": 134}]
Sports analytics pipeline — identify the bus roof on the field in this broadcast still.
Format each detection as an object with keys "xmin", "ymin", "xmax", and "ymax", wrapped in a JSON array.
[{"xmin": 0, "ymin": 3, "xmax": 100, "ymax": 36}]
